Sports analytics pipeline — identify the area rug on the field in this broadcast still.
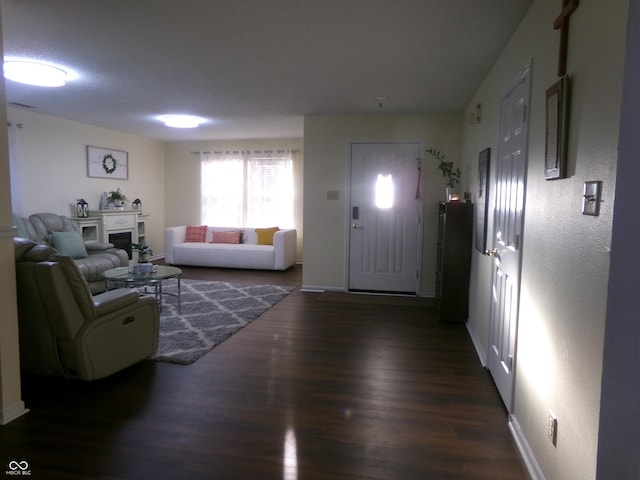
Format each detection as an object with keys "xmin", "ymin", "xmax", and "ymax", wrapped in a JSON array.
[{"xmin": 149, "ymin": 279, "xmax": 295, "ymax": 365}]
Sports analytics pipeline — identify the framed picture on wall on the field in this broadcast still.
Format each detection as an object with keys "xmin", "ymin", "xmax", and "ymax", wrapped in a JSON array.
[
  {"xmin": 544, "ymin": 75, "xmax": 570, "ymax": 180},
  {"xmin": 475, "ymin": 147, "xmax": 490, "ymax": 253},
  {"xmin": 87, "ymin": 146, "xmax": 129, "ymax": 180}
]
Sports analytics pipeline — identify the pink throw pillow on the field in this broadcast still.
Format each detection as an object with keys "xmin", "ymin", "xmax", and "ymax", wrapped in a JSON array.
[
  {"xmin": 210, "ymin": 230, "xmax": 241, "ymax": 244},
  {"xmin": 185, "ymin": 225, "xmax": 207, "ymax": 242}
]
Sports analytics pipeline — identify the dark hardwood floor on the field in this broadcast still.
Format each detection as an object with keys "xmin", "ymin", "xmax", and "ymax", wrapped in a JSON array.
[{"xmin": 0, "ymin": 264, "xmax": 528, "ymax": 479}]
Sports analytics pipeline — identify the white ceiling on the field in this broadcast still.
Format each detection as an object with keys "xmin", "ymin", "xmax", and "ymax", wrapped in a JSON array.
[{"xmin": 1, "ymin": 0, "xmax": 533, "ymax": 142}]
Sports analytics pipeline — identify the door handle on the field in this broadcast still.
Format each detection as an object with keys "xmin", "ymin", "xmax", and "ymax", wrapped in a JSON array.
[
  {"xmin": 485, "ymin": 248, "xmax": 499, "ymax": 257},
  {"xmin": 352, "ymin": 224, "xmax": 363, "ymax": 229}
]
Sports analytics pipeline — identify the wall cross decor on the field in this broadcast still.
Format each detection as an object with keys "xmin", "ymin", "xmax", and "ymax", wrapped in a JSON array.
[{"xmin": 553, "ymin": 0, "xmax": 580, "ymax": 76}]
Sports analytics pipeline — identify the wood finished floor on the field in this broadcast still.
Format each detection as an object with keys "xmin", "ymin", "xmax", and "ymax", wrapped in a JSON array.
[{"xmin": 0, "ymin": 264, "xmax": 528, "ymax": 479}]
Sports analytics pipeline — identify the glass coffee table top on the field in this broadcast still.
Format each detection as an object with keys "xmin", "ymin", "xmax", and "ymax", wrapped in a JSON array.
[
  {"xmin": 102, "ymin": 265, "xmax": 182, "ymax": 283},
  {"xmin": 102, "ymin": 265, "xmax": 182, "ymax": 311}
]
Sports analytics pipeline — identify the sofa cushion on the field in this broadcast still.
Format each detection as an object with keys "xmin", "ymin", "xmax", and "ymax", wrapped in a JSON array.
[
  {"xmin": 185, "ymin": 225, "xmax": 208, "ymax": 242},
  {"xmin": 76, "ymin": 253, "xmax": 124, "ymax": 282},
  {"xmin": 256, "ymin": 227, "xmax": 280, "ymax": 245},
  {"xmin": 51, "ymin": 231, "xmax": 88, "ymax": 259},
  {"xmin": 29, "ymin": 213, "xmax": 79, "ymax": 245},
  {"xmin": 13, "ymin": 214, "xmax": 33, "ymax": 239},
  {"xmin": 173, "ymin": 242, "xmax": 276, "ymax": 270},
  {"xmin": 210, "ymin": 230, "xmax": 241, "ymax": 244}
]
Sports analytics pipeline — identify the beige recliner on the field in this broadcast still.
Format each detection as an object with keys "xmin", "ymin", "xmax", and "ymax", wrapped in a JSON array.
[
  {"xmin": 14, "ymin": 237, "xmax": 159, "ymax": 381},
  {"xmin": 13, "ymin": 212, "xmax": 129, "ymax": 294}
]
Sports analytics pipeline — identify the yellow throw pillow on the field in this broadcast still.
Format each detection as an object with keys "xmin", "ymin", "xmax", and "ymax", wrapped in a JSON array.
[{"xmin": 255, "ymin": 227, "xmax": 279, "ymax": 245}]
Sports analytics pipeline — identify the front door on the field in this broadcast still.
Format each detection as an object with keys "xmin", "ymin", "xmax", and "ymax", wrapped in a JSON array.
[
  {"xmin": 487, "ymin": 66, "xmax": 530, "ymax": 411},
  {"xmin": 348, "ymin": 142, "xmax": 422, "ymax": 293}
]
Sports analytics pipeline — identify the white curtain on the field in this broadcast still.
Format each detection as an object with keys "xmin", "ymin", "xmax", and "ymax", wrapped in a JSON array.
[{"xmin": 201, "ymin": 149, "xmax": 295, "ymax": 228}]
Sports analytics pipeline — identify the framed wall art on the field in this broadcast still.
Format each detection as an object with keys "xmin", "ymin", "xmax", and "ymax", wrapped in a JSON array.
[
  {"xmin": 87, "ymin": 146, "xmax": 128, "ymax": 180},
  {"xmin": 544, "ymin": 75, "xmax": 570, "ymax": 180},
  {"xmin": 475, "ymin": 147, "xmax": 490, "ymax": 253}
]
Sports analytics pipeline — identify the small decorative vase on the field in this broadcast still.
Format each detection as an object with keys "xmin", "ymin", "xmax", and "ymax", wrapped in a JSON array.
[
  {"xmin": 138, "ymin": 253, "xmax": 149, "ymax": 263},
  {"xmin": 446, "ymin": 187, "xmax": 459, "ymax": 202}
]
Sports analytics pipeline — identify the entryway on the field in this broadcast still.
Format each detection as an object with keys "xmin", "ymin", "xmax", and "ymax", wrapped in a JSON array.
[{"xmin": 347, "ymin": 142, "xmax": 422, "ymax": 294}]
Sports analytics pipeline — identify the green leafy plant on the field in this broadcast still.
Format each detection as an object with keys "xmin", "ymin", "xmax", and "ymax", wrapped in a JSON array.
[
  {"xmin": 426, "ymin": 148, "xmax": 461, "ymax": 188},
  {"xmin": 107, "ymin": 188, "xmax": 127, "ymax": 203},
  {"xmin": 131, "ymin": 242, "xmax": 153, "ymax": 256}
]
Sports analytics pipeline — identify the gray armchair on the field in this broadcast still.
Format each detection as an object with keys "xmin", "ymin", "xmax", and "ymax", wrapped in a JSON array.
[
  {"xmin": 13, "ymin": 212, "xmax": 129, "ymax": 293},
  {"xmin": 14, "ymin": 237, "xmax": 159, "ymax": 381}
]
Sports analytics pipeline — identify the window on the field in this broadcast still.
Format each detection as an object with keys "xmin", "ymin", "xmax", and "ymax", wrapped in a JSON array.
[
  {"xmin": 201, "ymin": 150, "xmax": 295, "ymax": 227},
  {"xmin": 374, "ymin": 173, "xmax": 394, "ymax": 209}
]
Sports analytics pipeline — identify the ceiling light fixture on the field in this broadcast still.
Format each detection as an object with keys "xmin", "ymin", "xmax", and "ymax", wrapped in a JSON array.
[
  {"xmin": 159, "ymin": 114, "xmax": 205, "ymax": 129},
  {"xmin": 3, "ymin": 60, "xmax": 68, "ymax": 87}
]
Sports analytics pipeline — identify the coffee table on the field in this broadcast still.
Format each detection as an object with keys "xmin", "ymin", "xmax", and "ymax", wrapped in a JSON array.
[{"xmin": 102, "ymin": 265, "xmax": 182, "ymax": 311}]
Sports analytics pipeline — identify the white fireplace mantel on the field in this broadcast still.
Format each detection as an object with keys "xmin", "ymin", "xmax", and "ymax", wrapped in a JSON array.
[
  {"xmin": 77, "ymin": 211, "xmax": 149, "ymax": 261},
  {"xmin": 89, "ymin": 210, "xmax": 139, "ymax": 245}
]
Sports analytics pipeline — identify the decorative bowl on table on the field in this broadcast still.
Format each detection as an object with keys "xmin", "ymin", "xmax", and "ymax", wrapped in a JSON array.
[{"xmin": 129, "ymin": 264, "xmax": 157, "ymax": 275}]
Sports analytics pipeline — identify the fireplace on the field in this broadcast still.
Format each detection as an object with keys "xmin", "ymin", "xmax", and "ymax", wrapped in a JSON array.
[{"xmin": 109, "ymin": 232, "xmax": 132, "ymax": 259}]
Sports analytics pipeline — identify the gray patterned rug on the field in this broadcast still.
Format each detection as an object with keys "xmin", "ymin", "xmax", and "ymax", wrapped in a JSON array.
[{"xmin": 150, "ymin": 279, "xmax": 295, "ymax": 365}]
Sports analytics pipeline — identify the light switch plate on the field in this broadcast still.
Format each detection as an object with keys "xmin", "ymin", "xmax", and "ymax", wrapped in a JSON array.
[{"xmin": 582, "ymin": 181, "xmax": 602, "ymax": 216}]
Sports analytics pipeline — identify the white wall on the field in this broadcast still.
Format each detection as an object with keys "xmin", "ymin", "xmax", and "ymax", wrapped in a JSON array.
[
  {"xmin": 302, "ymin": 113, "xmax": 463, "ymax": 294},
  {"xmin": 462, "ymin": 0, "xmax": 629, "ymax": 478},
  {"xmin": 7, "ymin": 107, "xmax": 166, "ymax": 254},
  {"xmin": 596, "ymin": 1, "xmax": 640, "ymax": 476},
  {"xmin": 0, "ymin": 9, "xmax": 26, "ymax": 424}
]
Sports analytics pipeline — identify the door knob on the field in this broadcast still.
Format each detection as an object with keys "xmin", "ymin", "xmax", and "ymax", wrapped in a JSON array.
[
  {"xmin": 485, "ymin": 248, "xmax": 499, "ymax": 257},
  {"xmin": 352, "ymin": 224, "xmax": 363, "ymax": 229}
]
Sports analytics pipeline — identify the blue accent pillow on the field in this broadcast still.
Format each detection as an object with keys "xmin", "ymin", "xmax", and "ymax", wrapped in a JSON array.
[{"xmin": 51, "ymin": 231, "xmax": 88, "ymax": 259}]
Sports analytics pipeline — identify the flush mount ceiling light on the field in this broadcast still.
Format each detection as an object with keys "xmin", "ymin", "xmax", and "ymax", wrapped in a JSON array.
[
  {"xmin": 3, "ymin": 60, "xmax": 68, "ymax": 87},
  {"xmin": 159, "ymin": 114, "xmax": 205, "ymax": 128}
]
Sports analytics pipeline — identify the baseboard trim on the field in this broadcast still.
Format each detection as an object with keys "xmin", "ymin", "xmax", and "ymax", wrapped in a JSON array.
[
  {"xmin": 302, "ymin": 286, "xmax": 436, "ymax": 297},
  {"xmin": 508, "ymin": 414, "xmax": 545, "ymax": 480},
  {"xmin": 466, "ymin": 321, "xmax": 488, "ymax": 367},
  {"xmin": 300, "ymin": 285, "xmax": 344, "ymax": 293},
  {"xmin": 1, "ymin": 401, "xmax": 29, "ymax": 425}
]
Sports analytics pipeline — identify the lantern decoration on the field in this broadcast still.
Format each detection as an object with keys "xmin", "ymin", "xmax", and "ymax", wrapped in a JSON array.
[
  {"xmin": 132, "ymin": 198, "xmax": 142, "ymax": 213},
  {"xmin": 76, "ymin": 198, "xmax": 89, "ymax": 218}
]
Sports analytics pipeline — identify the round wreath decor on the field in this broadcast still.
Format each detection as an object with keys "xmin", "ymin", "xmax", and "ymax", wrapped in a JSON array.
[{"xmin": 102, "ymin": 154, "xmax": 117, "ymax": 174}]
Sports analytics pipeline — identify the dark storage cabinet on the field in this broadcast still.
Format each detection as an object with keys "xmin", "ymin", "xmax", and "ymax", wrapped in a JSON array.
[{"xmin": 435, "ymin": 202, "xmax": 473, "ymax": 323}]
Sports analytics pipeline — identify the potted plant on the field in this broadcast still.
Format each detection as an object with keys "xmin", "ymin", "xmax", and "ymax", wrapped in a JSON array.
[
  {"xmin": 426, "ymin": 148, "xmax": 461, "ymax": 199},
  {"xmin": 107, "ymin": 188, "xmax": 127, "ymax": 209},
  {"xmin": 131, "ymin": 242, "xmax": 153, "ymax": 263}
]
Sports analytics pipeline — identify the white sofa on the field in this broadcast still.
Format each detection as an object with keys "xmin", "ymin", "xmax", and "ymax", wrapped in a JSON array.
[{"xmin": 165, "ymin": 226, "xmax": 297, "ymax": 270}]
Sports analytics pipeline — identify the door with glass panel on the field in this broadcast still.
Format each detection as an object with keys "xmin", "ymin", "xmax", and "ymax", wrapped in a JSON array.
[{"xmin": 348, "ymin": 142, "xmax": 422, "ymax": 293}]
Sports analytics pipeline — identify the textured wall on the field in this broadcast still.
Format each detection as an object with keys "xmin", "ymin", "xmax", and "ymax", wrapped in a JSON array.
[
  {"xmin": 302, "ymin": 113, "xmax": 463, "ymax": 294},
  {"xmin": 462, "ymin": 0, "xmax": 629, "ymax": 478},
  {"xmin": 7, "ymin": 108, "xmax": 166, "ymax": 253}
]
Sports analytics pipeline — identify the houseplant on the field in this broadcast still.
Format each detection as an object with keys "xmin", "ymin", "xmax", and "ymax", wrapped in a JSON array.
[
  {"xmin": 107, "ymin": 188, "xmax": 128, "ymax": 208},
  {"xmin": 131, "ymin": 242, "xmax": 153, "ymax": 263},
  {"xmin": 426, "ymin": 148, "xmax": 461, "ymax": 199}
]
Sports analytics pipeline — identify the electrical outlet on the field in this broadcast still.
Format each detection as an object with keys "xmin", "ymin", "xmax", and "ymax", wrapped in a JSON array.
[{"xmin": 548, "ymin": 411, "xmax": 558, "ymax": 447}]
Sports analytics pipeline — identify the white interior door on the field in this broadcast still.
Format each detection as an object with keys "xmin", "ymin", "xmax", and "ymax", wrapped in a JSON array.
[
  {"xmin": 487, "ymin": 67, "xmax": 530, "ymax": 411},
  {"xmin": 348, "ymin": 142, "xmax": 421, "ymax": 293}
]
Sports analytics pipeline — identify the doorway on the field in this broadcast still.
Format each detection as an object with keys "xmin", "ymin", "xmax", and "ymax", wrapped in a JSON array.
[{"xmin": 348, "ymin": 142, "xmax": 422, "ymax": 294}]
